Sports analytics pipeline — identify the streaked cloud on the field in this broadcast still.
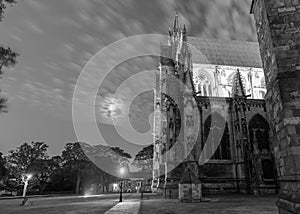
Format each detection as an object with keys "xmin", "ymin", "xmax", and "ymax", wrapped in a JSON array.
[
  {"xmin": 0, "ymin": 0, "xmax": 258, "ymax": 155},
  {"xmin": 24, "ymin": 20, "xmax": 44, "ymax": 34},
  {"xmin": 27, "ymin": 0, "xmax": 45, "ymax": 10}
]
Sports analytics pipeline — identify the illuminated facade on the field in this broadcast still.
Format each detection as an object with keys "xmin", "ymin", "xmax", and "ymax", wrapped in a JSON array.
[{"xmin": 152, "ymin": 14, "xmax": 277, "ymax": 197}]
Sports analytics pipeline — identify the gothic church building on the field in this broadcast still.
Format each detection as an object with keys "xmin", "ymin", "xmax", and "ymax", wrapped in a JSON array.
[{"xmin": 152, "ymin": 13, "xmax": 278, "ymax": 196}]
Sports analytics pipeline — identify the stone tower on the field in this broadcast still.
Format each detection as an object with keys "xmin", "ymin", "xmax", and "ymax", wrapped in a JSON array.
[
  {"xmin": 251, "ymin": 0, "xmax": 300, "ymax": 213},
  {"xmin": 152, "ymin": 12, "xmax": 199, "ymax": 197}
]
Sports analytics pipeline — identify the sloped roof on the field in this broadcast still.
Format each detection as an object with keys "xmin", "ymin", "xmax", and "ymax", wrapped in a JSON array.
[{"xmin": 187, "ymin": 37, "xmax": 262, "ymax": 68}]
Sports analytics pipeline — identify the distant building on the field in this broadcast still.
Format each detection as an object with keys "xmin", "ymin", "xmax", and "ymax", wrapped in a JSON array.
[{"xmin": 111, "ymin": 171, "xmax": 152, "ymax": 193}]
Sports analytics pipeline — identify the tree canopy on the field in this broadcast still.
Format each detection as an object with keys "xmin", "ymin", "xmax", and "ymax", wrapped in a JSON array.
[
  {"xmin": 133, "ymin": 145, "xmax": 153, "ymax": 172},
  {"xmin": 0, "ymin": 46, "xmax": 18, "ymax": 74},
  {"xmin": 0, "ymin": 152, "xmax": 7, "ymax": 178},
  {"xmin": 8, "ymin": 142, "xmax": 49, "ymax": 173},
  {"xmin": 1, "ymin": 141, "xmax": 132, "ymax": 195},
  {"xmin": 0, "ymin": 0, "xmax": 17, "ymax": 21},
  {"xmin": 0, "ymin": 0, "xmax": 19, "ymax": 113}
]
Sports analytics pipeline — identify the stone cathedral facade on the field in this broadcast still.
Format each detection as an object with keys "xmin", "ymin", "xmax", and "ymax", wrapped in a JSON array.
[{"xmin": 152, "ymin": 13, "xmax": 278, "ymax": 197}]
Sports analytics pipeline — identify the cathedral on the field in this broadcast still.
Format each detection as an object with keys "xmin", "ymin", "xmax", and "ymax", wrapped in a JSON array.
[{"xmin": 151, "ymin": 13, "xmax": 278, "ymax": 197}]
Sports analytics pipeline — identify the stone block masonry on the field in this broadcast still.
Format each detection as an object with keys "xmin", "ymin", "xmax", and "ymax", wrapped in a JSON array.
[{"xmin": 251, "ymin": 0, "xmax": 300, "ymax": 213}]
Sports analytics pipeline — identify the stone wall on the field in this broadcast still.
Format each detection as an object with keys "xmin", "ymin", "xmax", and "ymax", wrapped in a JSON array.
[{"xmin": 251, "ymin": 0, "xmax": 300, "ymax": 213}]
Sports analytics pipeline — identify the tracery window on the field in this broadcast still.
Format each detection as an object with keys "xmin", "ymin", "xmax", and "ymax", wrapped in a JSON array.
[{"xmin": 194, "ymin": 73, "xmax": 213, "ymax": 96}]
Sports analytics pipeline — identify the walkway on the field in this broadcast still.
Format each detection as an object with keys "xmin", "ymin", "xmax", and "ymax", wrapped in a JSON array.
[{"xmin": 104, "ymin": 194, "xmax": 141, "ymax": 214}]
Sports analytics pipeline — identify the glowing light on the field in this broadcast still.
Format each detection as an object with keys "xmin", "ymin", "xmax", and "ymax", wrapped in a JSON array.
[
  {"xmin": 27, "ymin": 174, "xmax": 33, "ymax": 180},
  {"xmin": 120, "ymin": 167, "xmax": 125, "ymax": 175},
  {"xmin": 80, "ymin": 194, "xmax": 104, "ymax": 198}
]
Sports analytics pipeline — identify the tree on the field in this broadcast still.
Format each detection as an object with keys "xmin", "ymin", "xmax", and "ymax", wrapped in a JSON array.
[
  {"xmin": 0, "ymin": 96, "xmax": 7, "ymax": 113},
  {"xmin": 111, "ymin": 147, "xmax": 132, "ymax": 159},
  {"xmin": 6, "ymin": 142, "xmax": 52, "ymax": 194},
  {"xmin": 0, "ymin": 152, "xmax": 7, "ymax": 179},
  {"xmin": 60, "ymin": 143, "xmax": 134, "ymax": 194},
  {"xmin": 61, "ymin": 142, "xmax": 97, "ymax": 194},
  {"xmin": 0, "ymin": 47, "xmax": 18, "ymax": 75},
  {"xmin": 133, "ymin": 145, "xmax": 153, "ymax": 172},
  {"xmin": 0, "ymin": 0, "xmax": 17, "ymax": 21},
  {"xmin": 76, "ymin": 143, "xmax": 134, "ymax": 192},
  {"xmin": 0, "ymin": 152, "xmax": 19, "ymax": 193},
  {"xmin": 0, "ymin": 47, "xmax": 19, "ymax": 113},
  {"xmin": 86, "ymin": 145, "xmax": 132, "ymax": 173},
  {"xmin": 28, "ymin": 156, "xmax": 61, "ymax": 194},
  {"xmin": 7, "ymin": 141, "xmax": 49, "ymax": 188},
  {"xmin": 0, "ymin": 0, "xmax": 19, "ymax": 113},
  {"xmin": 8, "ymin": 142, "xmax": 49, "ymax": 173}
]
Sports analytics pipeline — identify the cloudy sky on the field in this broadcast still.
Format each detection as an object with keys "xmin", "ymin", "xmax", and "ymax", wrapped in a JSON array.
[{"xmin": 0, "ymin": 0, "xmax": 257, "ymax": 156}]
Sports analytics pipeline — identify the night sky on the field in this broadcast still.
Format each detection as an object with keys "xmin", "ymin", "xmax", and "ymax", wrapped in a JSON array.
[{"xmin": 0, "ymin": 0, "xmax": 257, "ymax": 157}]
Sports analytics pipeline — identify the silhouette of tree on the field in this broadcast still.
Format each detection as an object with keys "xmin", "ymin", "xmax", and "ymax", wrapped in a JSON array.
[
  {"xmin": 7, "ymin": 142, "xmax": 49, "ymax": 173},
  {"xmin": 0, "ymin": 1, "xmax": 19, "ymax": 113},
  {"xmin": 0, "ymin": 0, "xmax": 17, "ymax": 21},
  {"xmin": 28, "ymin": 156, "xmax": 61, "ymax": 194},
  {"xmin": 133, "ymin": 145, "xmax": 153, "ymax": 172},
  {"xmin": 61, "ymin": 142, "xmax": 100, "ymax": 194},
  {"xmin": 7, "ymin": 142, "xmax": 52, "ymax": 193},
  {"xmin": 0, "ymin": 152, "xmax": 7, "ymax": 178}
]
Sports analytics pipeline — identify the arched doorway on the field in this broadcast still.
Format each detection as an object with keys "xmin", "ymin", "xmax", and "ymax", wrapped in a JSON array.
[{"xmin": 248, "ymin": 114, "xmax": 277, "ymax": 194}]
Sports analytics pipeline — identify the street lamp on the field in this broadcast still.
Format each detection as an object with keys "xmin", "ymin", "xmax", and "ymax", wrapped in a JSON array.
[
  {"xmin": 119, "ymin": 167, "xmax": 125, "ymax": 202},
  {"xmin": 21, "ymin": 173, "xmax": 33, "ymax": 206}
]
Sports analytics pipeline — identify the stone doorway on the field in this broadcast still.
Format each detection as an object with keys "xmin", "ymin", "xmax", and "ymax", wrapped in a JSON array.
[{"xmin": 248, "ymin": 114, "xmax": 277, "ymax": 195}]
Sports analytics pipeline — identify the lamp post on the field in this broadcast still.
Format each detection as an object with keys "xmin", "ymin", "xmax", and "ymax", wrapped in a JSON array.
[
  {"xmin": 119, "ymin": 167, "xmax": 125, "ymax": 202},
  {"xmin": 21, "ymin": 173, "xmax": 33, "ymax": 206}
]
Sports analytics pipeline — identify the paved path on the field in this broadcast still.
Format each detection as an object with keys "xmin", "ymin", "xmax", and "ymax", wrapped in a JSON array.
[
  {"xmin": 138, "ymin": 194, "xmax": 278, "ymax": 214},
  {"xmin": 104, "ymin": 194, "xmax": 141, "ymax": 214},
  {"xmin": 0, "ymin": 193, "xmax": 278, "ymax": 214}
]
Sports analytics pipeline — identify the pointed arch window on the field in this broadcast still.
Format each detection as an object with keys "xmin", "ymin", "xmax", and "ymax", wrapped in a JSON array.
[
  {"xmin": 204, "ymin": 113, "xmax": 231, "ymax": 160},
  {"xmin": 203, "ymin": 84, "xmax": 208, "ymax": 96},
  {"xmin": 194, "ymin": 72, "xmax": 213, "ymax": 97},
  {"xmin": 249, "ymin": 114, "xmax": 270, "ymax": 152},
  {"xmin": 208, "ymin": 84, "xmax": 212, "ymax": 96}
]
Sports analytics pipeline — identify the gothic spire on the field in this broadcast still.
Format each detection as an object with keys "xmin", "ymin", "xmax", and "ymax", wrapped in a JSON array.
[
  {"xmin": 232, "ymin": 69, "xmax": 246, "ymax": 97},
  {"xmin": 168, "ymin": 26, "xmax": 172, "ymax": 37},
  {"xmin": 182, "ymin": 25, "xmax": 187, "ymax": 41},
  {"xmin": 173, "ymin": 11, "xmax": 179, "ymax": 32}
]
